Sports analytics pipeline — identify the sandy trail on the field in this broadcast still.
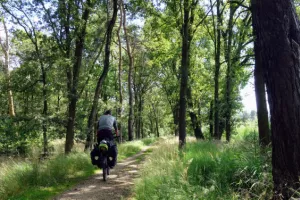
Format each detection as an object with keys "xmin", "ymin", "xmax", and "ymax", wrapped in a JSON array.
[{"xmin": 53, "ymin": 147, "xmax": 151, "ymax": 200}]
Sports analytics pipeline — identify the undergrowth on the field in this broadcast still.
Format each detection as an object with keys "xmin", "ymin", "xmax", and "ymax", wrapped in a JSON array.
[
  {"xmin": 0, "ymin": 152, "xmax": 94, "ymax": 200},
  {"xmin": 134, "ymin": 136, "xmax": 272, "ymax": 200},
  {"xmin": 0, "ymin": 137, "xmax": 157, "ymax": 200},
  {"xmin": 118, "ymin": 137, "xmax": 157, "ymax": 161}
]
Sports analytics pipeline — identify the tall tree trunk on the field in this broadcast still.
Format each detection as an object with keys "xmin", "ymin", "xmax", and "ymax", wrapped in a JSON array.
[
  {"xmin": 209, "ymin": 100, "xmax": 214, "ymax": 138},
  {"xmin": 178, "ymin": 0, "xmax": 191, "ymax": 148},
  {"xmin": 117, "ymin": 4, "xmax": 123, "ymax": 142},
  {"xmin": 151, "ymin": 103, "xmax": 159, "ymax": 138},
  {"xmin": 134, "ymin": 89, "xmax": 139, "ymax": 139},
  {"xmin": 57, "ymin": 90, "xmax": 61, "ymax": 112},
  {"xmin": 187, "ymin": 87, "xmax": 204, "ymax": 139},
  {"xmin": 0, "ymin": 19, "xmax": 15, "ymax": 117},
  {"xmin": 135, "ymin": 94, "xmax": 143, "ymax": 139},
  {"xmin": 41, "ymin": 69, "xmax": 48, "ymax": 155},
  {"xmin": 84, "ymin": 0, "xmax": 118, "ymax": 151},
  {"xmin": 214, "ymin": 0, "xmax": 222, "ymax": 140},
  {"xmin": 224, "ymin": 2, "xmax": 235, "ymax": 142},
  {"xmin": 149, "ymin": 113, "xmax": 154, "ymax": 137},
  {"xmin": 252, "ymin": 0, "xmax": 300, "ymax": 198},
  {"xmin": 122, "ymin": 0, "xmax": 134, "ymax": 141},
  {"xmin": 33, "ymin": 35, "xmax": 49, "ymax": 156},
  {"xmin": 141, "ymin": 121, "xmax": 144, "ymax": 138},
  {"xmin": 254, "ymin": 52, "xmax": 270, "ymax": 146},
  {"xmin": 65, "ymin": 0, "xmax": 92, "ymax": 153},
  {"xmin": 138, "ymin": 96, "xmax": 143, "ymax": 139}
]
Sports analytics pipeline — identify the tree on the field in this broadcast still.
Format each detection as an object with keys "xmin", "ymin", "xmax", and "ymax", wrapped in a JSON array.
[
  {"xmin": 0, "ymin": 17, "xmax": 15, "ymax": 117},
  {"xmin": 178, "ymin": 0, "xmax": 192, "ymax": 148},
  {"xmin": 85, "ymin": 0, "xmax": 118, "ymax": 150},
  {"xmin": 1, "ymin": 1, "xmax": 53, "ymax": 154},
  {"xmin": 209, "ymin": 0, "xmax": 223, "ymax": 140},
  {"xmin": 122, "ymin": 0, "xmax": 134, "ymax": 141},
  {"xmin": 38, "ymin": 0, "xmax": 96, "ymax": 153},
  {"xmin": 223, "ymin": 2, "xmax": 236, "ymax": 142},
  {"xmin": 252, "ymin": 0, "xmax": 300, "ymax": 198},
  {"xmin": 254, "ymin": 54, "xmax": 270, "ymax": 146},
  {"xmin": 117, "ymin": 3, "xmax": 123, "ymax": 142},
  {"xmin": 223, "ymin": 1, "xmax": 253, "ymax": 141}
]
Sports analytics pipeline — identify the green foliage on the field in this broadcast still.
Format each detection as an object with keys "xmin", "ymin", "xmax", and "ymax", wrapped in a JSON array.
[
  {"xmin": 0, "ymin": 117, "xmax": 40, "ymax": 154},
  {"xmin": 134, "ymin": 137, "xmax": 272, "ymax": 200}
]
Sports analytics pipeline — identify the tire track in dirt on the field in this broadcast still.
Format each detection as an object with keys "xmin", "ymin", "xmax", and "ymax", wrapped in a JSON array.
[{"xmin": 53, "ymin": 146, "xmax": 151, "ymax": 200}]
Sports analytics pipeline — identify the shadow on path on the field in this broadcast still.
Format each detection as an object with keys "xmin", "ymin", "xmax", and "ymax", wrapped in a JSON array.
[{"xmin": 53, "ymin": 147, "xmax": 151, "ymax": 200}]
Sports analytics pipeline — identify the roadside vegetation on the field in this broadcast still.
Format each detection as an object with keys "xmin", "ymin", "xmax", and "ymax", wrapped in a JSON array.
[
  {"xmin": 0, "ymin": 138, "xmax": 156, "ymax": 200},
  {"xmin": 134, "ymin": 127, "xmax": 272, "ymax": 200}
]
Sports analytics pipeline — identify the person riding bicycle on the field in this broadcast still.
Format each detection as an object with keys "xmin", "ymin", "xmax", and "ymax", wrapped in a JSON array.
[{"xmin": 97, "ymin": 110, "xmax": 119, "ymax": 168}]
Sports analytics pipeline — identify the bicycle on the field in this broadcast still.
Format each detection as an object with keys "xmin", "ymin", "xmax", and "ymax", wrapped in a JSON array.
[
  {"xmin": 98, "ymin": 139, "xmax": 110, "ymax": 181},
  {"xmin": 96, "ymin": 136, "xmax": 120, "ymax": 181}
]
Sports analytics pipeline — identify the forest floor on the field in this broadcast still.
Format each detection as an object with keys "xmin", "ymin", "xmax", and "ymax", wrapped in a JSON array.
[{"xmin": 53, "ymin": 145, "xmax": 153, "ymax": 200}]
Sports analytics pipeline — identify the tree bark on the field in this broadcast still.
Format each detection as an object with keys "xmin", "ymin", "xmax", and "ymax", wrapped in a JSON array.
[
  {"xmin": 252, "ymin": 0, "xmax": 300, "ymax": 198},
  {"xmin": 209, "ymin": 100, "xmax": 214, "ymax": 138},
  {"xmin": 117, "ymin": 3, "xmax": 123, "ymax": 142},
  {"xmin": 135, "ymin": 93, "xmax": 139, "ymax": 139},
  {"xmin": 151, "ymin": 103, "xmax": 159, "ymax": 138},
  {"xmin": 41, "ymin": 68, "xmax": 48, "ymax": 155},
  {"xmin": 254, "ymin": 52, "xmax": 270, "ymax": 146},
  {"xmin": 214, "ymin": 0, "xmax": 222, "ymax": 140},
  {"xmin": 178, "ymin": 0, "xmax": 191, "ymax": 148},
  {"xmin": 84, "ymin": 0, "xmax": 118, "ymax": 151},
  {"xmin": 141, "ymin": 120, "xmax": 144, "ymax": 138},
  {"xmin": 122, "ymin": 0, "xmax": 134, "ymax": 141},
  {"xmin": 224, "ymin": 2, "xmax": 235, "ymax": 142},
  {"xmin": 137, "ymin": 95, "xmax": 143, "ymax": 139}
]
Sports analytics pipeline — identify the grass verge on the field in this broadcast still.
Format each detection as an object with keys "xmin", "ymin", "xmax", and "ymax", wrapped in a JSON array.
[
  {"xmin": 118, "ymin": 137, "xmax": 157, "ymax": 161},
  {"xmin": 0, "ymin": 137, "xmax": 157, "ymax": 200},
  {"xmin": 133, "ymin": 137, "xmax": 272, "ymax": 200}
]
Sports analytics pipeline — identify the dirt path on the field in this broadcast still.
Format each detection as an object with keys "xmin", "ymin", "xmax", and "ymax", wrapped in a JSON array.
[{"xmin": 53, "ymin": 146, "xmax": 151, "ymax": 200}]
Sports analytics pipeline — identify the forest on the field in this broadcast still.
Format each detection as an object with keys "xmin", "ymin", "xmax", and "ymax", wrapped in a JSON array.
[{"xmin": 0, "ymin": 0, "xmax": 300, "ymax": 199}]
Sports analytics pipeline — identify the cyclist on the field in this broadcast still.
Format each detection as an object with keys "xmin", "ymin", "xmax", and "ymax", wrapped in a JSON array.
[{"xmin": 97, "ymin": 110, "xmax": 119, "ymax": 168}]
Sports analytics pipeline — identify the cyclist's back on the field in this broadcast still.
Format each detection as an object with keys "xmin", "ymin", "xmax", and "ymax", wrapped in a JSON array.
[
  {"xmin": 97, "ymin": 110, "xmax": 118, "ymax": 142},
  {"xmin": 96, "ymin": 110, "xmax": 118, "ymax": 168}
]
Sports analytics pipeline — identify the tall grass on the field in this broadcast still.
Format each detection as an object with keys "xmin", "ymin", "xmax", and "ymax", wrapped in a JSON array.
[
  {"xmin": 118, "ymin": 137, "xmax": 157, "ymax": 161},
  {"xmin": 0, "ymin": 137, "xmax": 157, "ymax": 200},
  {"xmin": 0, "ymin": 152, "xmax": 94, "ymax": 200},
  {"xmin": 134, "ymin": 137, "xmax": 272, "ymax": 200}
]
